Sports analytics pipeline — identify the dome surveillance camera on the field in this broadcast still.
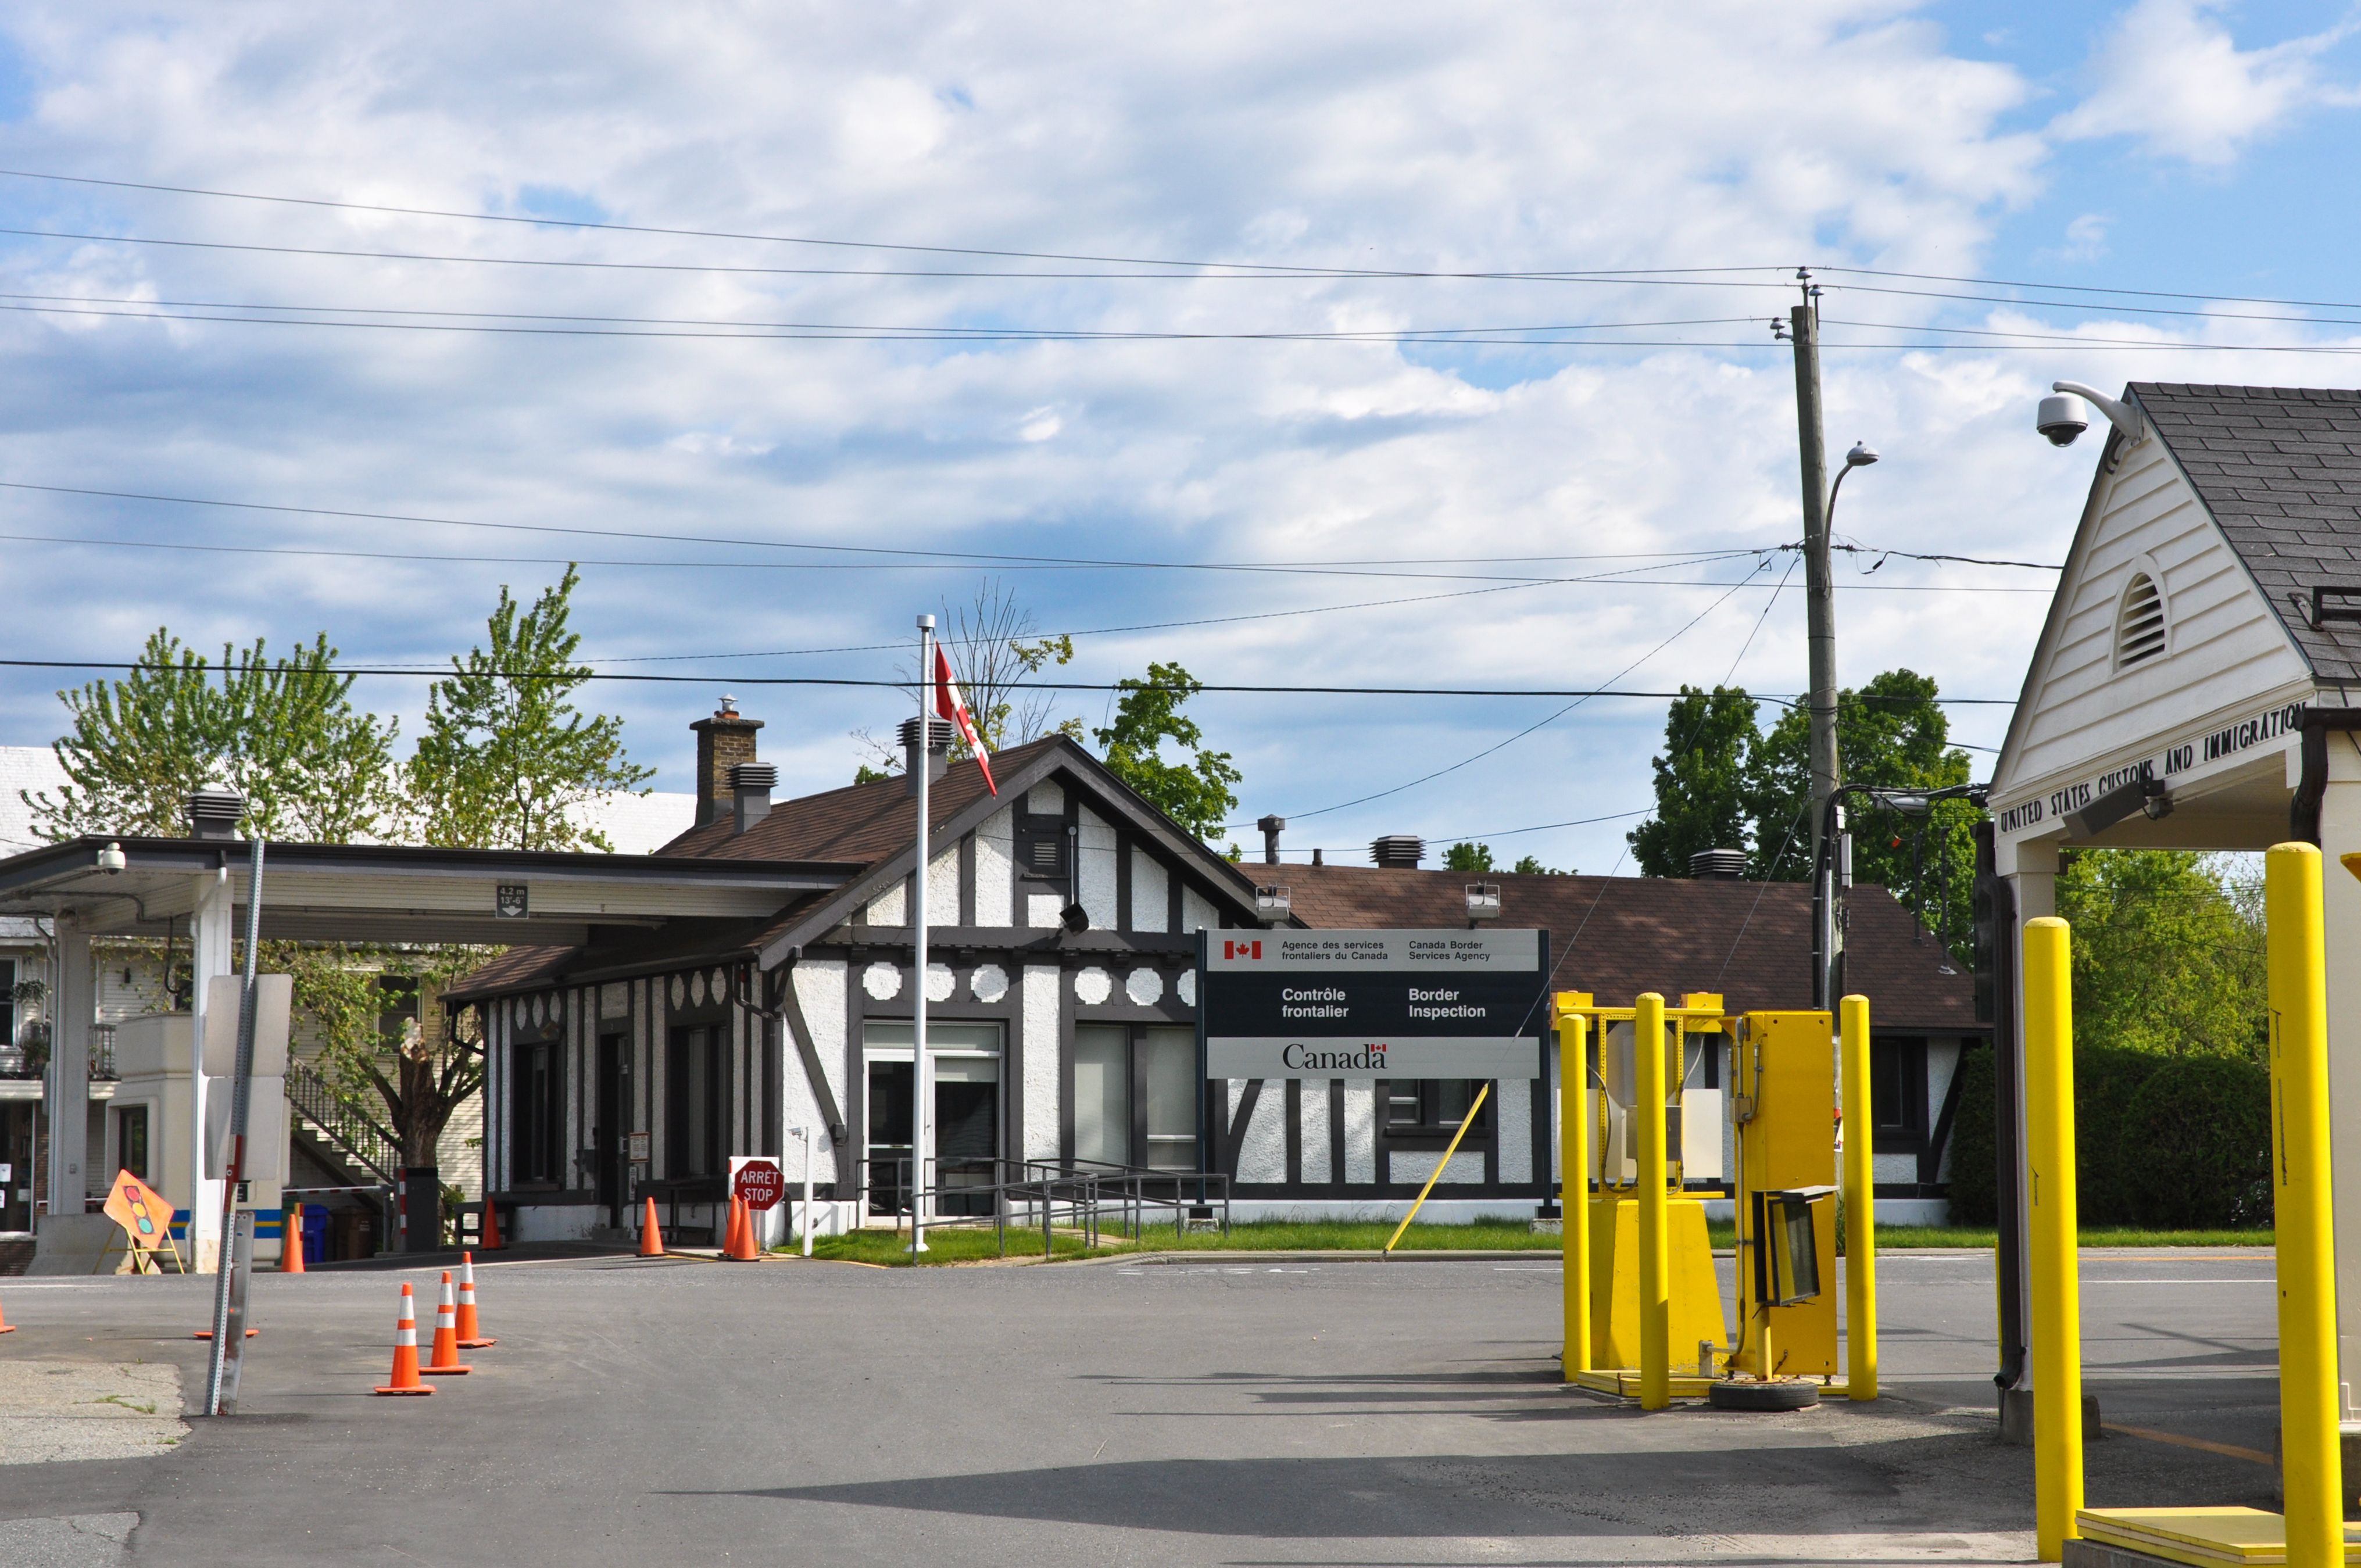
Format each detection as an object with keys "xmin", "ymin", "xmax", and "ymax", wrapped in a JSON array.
[{"xmin": 2037, "ymin": 393, "xmax": 2090, "ymax": 447}]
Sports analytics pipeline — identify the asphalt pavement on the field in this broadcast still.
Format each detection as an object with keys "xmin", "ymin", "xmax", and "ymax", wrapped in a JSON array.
[{"xmin": 0, "ymin": 1245, "xmax": 2284, "ymax": 1567}]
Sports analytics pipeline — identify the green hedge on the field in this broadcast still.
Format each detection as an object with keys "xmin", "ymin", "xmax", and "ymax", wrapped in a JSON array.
[{"xmin": 1941, "ymin": 1042, "xmax": 2269, "ymax": 1230}]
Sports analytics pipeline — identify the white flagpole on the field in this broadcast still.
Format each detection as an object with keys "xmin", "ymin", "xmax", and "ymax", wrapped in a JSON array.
[{"xmin": 912, "ymin": 613, "xmax": 933, "ymax": 1255}]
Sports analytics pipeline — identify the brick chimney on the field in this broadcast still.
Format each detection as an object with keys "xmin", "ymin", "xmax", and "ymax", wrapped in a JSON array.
[{"xmin": 690, "ymin": 696, "xmax": 764, "ymax": 828}]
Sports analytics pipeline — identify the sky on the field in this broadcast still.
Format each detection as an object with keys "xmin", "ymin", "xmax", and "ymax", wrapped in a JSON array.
[{"xmin": 0, "ymin": 1, "xmax": 2358, "ymax": 873}]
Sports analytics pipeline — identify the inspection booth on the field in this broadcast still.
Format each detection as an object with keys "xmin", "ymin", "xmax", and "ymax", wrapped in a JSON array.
[{"xmin": 1988, "ymin": 381, "xmax": 2361, "ymax": 1415}]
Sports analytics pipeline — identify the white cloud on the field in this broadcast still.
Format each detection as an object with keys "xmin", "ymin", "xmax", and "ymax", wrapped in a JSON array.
[
  {"xmin": 0, "ymin": 2, "xmax": 2195, "ymax": 873},
  {"xmin": 2053, "ymin": 0, "xmax": 2361, "ymax": 166}
]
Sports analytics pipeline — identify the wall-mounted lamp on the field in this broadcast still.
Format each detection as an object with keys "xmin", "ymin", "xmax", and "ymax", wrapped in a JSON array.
[
  {"xmin": 1254, "ymin": 885, "xmax": 1292, "ymax": 922},
  {"xmin": 1465, "ymin": 882, "xmax": 1503, "ymax": 923}
]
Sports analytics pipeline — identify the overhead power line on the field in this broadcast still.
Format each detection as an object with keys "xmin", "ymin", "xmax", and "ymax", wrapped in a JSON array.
[{"xmin": 0, "ymin": 654, "xmax": 2019, "ymax": 703}]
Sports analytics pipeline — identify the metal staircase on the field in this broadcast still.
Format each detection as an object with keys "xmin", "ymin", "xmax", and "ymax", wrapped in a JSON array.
[{"xmin": 286, "ymin": 1060, "xmax": 399, "ymax": 1184}]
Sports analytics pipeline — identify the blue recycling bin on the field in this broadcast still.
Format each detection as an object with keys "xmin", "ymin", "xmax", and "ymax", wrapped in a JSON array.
[{"xmin": 302, "ymin": 1204, "xmax": 330, "ymax": 1265}]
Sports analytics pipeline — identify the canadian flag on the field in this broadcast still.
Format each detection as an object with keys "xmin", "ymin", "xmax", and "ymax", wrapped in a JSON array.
[{"xmin": 935, "ymin": 643, "xmax": 997, "ymax": 796}]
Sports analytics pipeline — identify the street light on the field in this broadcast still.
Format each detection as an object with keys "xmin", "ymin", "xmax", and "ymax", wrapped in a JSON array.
[
  {"xmin": 1806, "ymin": 439, "xmax": 1881, "ymax": 1007},
  {"xmin": 1813, "ymin": 781, "xmax": 1986, "ymax": 1008}
]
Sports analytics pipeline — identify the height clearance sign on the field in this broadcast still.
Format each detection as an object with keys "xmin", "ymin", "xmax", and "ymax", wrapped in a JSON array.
[{"xmin": 1199, "ymin": 930, "xmax": 1550, "ymax": 1080}]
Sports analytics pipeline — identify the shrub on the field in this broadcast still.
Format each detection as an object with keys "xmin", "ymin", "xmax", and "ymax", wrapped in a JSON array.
[
  {"xmin": 2117, "ymin": 1055, "xmax": 2271, "ymax": 1229},
  {"xmin": 1947, "ymin": 1044, "xmax": 1998, "ymax": 1225}
]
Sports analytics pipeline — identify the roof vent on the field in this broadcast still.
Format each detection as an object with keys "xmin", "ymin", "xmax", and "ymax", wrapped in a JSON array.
[
  {"xmin": 1369, "ymin": 835, "xmax": 1425, "ymax": 870},
  {"xmin": 899, "ymin": 715, "xmax": 954, "ymax": 794},
  {"xmin": 1689, "ymin": 848, "xmax": 1747, "ymax": 880},
  {"xmin": 729, "ymin": 761, "xmax": 778, "ymax": 835},
  {"xmin": 2116, "ymin": 571, "xmax": 2167, "ymax": 668},
  {"xmin": 185, "ymin": 789, "xmax": 245, "ymax": 841}
]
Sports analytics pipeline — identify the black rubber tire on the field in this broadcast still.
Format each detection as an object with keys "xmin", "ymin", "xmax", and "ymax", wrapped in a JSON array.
[{"xmin": 1707, "ymin": 1379, "xmax": 1821, "ymax": 1412}]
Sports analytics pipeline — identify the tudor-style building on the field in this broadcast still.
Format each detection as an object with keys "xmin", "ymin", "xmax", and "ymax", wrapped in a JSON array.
[{"xmin": 447, "ymin": 706, "xmax": 1983, "ymax": 1243}]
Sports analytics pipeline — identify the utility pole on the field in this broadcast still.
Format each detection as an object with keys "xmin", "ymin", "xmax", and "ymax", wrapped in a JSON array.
[{"xmin": 1791, "ymin": 274, "xmax": 1843, "ymax": 1008}]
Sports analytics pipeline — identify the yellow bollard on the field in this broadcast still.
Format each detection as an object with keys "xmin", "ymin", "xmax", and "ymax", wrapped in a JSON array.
[
  {"xmin": 1840, "ymin": 993, "xmax": 1877, "ymax": 1401},
  {"xmin": 1557, "ymin": 1004, "xmax": 1591, "ymax": 1379},
  {"xmin": 2270, "ymin": 844, "xmax": 2341, "ymax": 1568},
  {"xmin": 2024, "ymin": 917, "xmax": 2083, "ymax": 1562},
  {"xmin": 1634, "ymin": 991, "xmax": 1670, "ymax": 1409}
]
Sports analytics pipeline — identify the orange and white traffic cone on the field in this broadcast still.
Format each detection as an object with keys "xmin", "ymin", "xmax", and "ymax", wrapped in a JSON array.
[
  {"xmin": 639, "ymin": 1195, "xmax": 664, "ymax": 1257},
  {"xmin": 373, "ymin": 1282, "xmax": 434, "ymax": 1396},
  {"xmin": 281, "ymin": 1202, "xmax": 306, "ymax": 1275},
  {"xmin": 455, "ymin": 1251, "xmax": 495, "ymax": 1348},
  {"xmin": 420, "ymin": 1270, "xmax": 471, "ymax": 1376},
  {"xmin": 735, "ymin": 1195, "xmax": 760, "ymax": 1259},
  {"xmin": 481, "ymin": 1197, "xmax": 504, "ymax": 1252},
  {"xmin": 0, "ymin": 1290, "xmax": 15, "ymax": 1333}
]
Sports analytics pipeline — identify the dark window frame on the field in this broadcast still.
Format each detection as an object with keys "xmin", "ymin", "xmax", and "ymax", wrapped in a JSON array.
[
  {"xmin": 1382, "ymin": 1078, "xmax": 1497, "ymax": 1147},
  {"xmin": 1870, "ymin": 1034, "xmax": 1930, "ymax": 1154},
  {"xmin": 509, "ymin": 1033, "xmax": 566, "ymax": 1187},
  {"xmin": 666, "ymin": 1023, "xmax": 725, "ymax": 1179}
]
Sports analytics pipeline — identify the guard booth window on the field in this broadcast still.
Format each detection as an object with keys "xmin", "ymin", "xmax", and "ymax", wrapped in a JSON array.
[
  {"xmin": 1386, "ymin": 1080, "xmax": 1494, "ymax": 1141},
  {"xmin": 116, "ymin": 1104, "xmax": 148, "ymax": 1182},
  {"xmin": 668, "ymin": 1025, "xmax": 724, "ymax": 1177},
  {"xmin": 511, "ymin": 1037, "xmax": 564, "ymax": 1186}
]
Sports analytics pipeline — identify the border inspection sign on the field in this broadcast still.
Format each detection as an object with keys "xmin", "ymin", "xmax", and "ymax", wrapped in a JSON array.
[{"xmin": 1199, "ymin": 929, "xmax": 1550, "ymax": 1080}]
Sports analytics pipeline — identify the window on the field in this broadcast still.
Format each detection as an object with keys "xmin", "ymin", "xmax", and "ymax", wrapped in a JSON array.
[
  {"xmin": 1074, "ymin": 1025, "xmax": 1129, "ymax": 1166},
  {"xmin": 1072, "ymin": 1024, "xmax": 1199, "ymax": 1170},
  {"xmin": 1870, "ymin": 1036, "xmax": 1929, "ymax": 1151},
  {"xmin": 377, "ymin": 974, "xmax": 421, "ymax": 1046},
  {"xmin": 0, "ymin": 958, "xmax": 14, "ymax": 1050},
  {"xmin": 1385, "ymin": 1079, "xmax": 1494, "ymax": 1140},
  {"xmin": 510, "ymin": 1038, "xmax": 566, "ymax": 1185},
  {"xmin": 667, "ymin": 1025, "xmax": 723, "ymax": 1178},
  {"xmin": 2116, "ymin": 572, "xmax": 2167, "ymax": 668},
  {"xmin": 117, "ymin": 1104, "xmax": 148, "ymax": 1182}
]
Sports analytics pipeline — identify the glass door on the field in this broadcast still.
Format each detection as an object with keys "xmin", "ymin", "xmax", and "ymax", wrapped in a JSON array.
[
  {"xmin": 863, "ymin": 1021, "xmax": 1004, "ymax": 1218},
  {"xmin": 1074, "ymin": 1025, "xmax": 1130, "ymax": 1167}
]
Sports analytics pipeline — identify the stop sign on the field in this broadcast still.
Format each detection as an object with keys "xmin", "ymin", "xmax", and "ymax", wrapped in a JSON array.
[{"xmin": 732, "ymin": 1158, "xmax": 786, "ymax": 1211}]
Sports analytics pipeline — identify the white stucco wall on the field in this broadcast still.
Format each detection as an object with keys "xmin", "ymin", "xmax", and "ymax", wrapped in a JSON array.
[
  {"xmin": 1235, "ymin": 1083, "xmax": 1287, "ymax": 1183},
  {"xmin": 1131, "ymin": 848, "xmax": 1169, "ymax": 933},
  {"xmin": 865, "ymin": 879, "xmax": 907, "ymax": 925},
  {"xmin": 788, "ymin": 960, "xmax": 849, "ymax": 1165},
  {"xmin": 1389, "ymin": 1149, "xmax": 1483, "ymax": 1184},
  {"xmin": 926, "ymin": 839, "xmax": 959, "ymax": 926},
  {"xmin": 1496, "ymin": 1079, "xmax": 1532, "ymax": 1184},
  {"xmin": 1343, "ymin": 1081, "xmax": 1376, "ymax": 1183},
  {"xmin": 1022, "ymin": 965, "xmax": 1060, "ymax": 1161},
  {"xmin": 1180, "ymin": 887, "xmax": 1217, "ymax": 934},
  {"xmin": 975, "ymin": 807, "xmax": 1014, "ymax": 926},
  {"xmin": 1077, "ymin": 807, "xmax": 1118, "ymax": 930},
  {"xmin": 1297, "ymin": 1081, "xmax": 1332, "ymax": 1183}
]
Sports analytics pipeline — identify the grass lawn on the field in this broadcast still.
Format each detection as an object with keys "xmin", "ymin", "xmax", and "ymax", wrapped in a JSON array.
[{"xmin": 791, "ymin": 1217, "xmax": 2273, "ymax": 1266}]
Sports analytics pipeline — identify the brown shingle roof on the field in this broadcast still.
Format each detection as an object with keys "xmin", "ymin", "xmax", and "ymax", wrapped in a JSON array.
[
  {"xmin": 658, "ymin": 735, "xmax": 1065, "ymax": 863},
  {"xmin": 1277, "ymin": 864, "xmax": 1978, "ymax": 1032}
]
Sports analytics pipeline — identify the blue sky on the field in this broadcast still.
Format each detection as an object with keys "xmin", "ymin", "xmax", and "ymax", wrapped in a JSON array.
[{"xmin": 0, "ymin": 2, "xmax": 2357, "ymax": 871}]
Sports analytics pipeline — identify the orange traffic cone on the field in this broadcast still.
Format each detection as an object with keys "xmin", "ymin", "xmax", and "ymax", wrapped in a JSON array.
[
  {"xmin": 455, "ymin": 1251, "xmax": 495, "ymax": 1348},
  {"xmin": 420, "ymin": 1271, "xmax": 471, "ymax": 1376},
  {"xmin": 420, "ymin": 1265, "xmax": 470, "ymax": 1379},
  {"xmin": 281, "ymin": 1202, "xmax": 306, "ymax": 1275},
  {"xmin": 0, "ymin": 1290, "xmax": 15, "ymax": 1333},
  {"xmin": 373, "ymin": 1282, "xmax": 434, "ymax": 1396},
  {"xmin": 736, "ymin": 1195, "xmax": 761, "ymax": 1259},
  {"xmin": 721, "ymin": 1195, "xmax": 747, "ymax": 1260},
  {"xmin": 639, "ymin": 1195, "xmax": 664, "ymax": 1257},
  {"xmin": 481, "ymin": 1197, "xmax": 504, "ymax": 1252}
]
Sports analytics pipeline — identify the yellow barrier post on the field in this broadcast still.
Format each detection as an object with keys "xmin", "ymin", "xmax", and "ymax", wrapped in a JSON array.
[
  {"xmin": 2024, "ymin": 917, "xmax": 2083, "ymax": 1562},
  {"xmin": 1839, "ymin": 993, "xmax": 1877, "ymax": 1401},
  {"xmin": 1634, "ymin": 991, "xmax": 1670, "ymax": 1409},
  {"xmin": 2270, "ymin": 844, "xmax": 2341, "ymax": 1568},
  {"xmin": 1557, "ymin": 1003, "xmax": 1590, "ymax": 1379}
]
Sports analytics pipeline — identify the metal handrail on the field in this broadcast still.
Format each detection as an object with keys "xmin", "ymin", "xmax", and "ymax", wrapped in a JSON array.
[
  {"xmin": 285, "ymin": 1061, "xmax": 399, "ymax": 1184},
  {"xmin": 852, "ymin": 1152, "xmax": 1231, "ymax": 1258}
]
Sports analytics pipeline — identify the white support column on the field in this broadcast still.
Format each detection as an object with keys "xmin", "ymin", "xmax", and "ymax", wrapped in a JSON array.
[
  {"xmin": 44, "ymin": 912, "xmax": 92, "ymax": 1220},
  {"xmin": 187, "ymin": 867, "xmax": 234, "ymax": 1272},
  {"xmin": 2314, "ymin": 762, "xmax": 2361, "ymax": 1417}
]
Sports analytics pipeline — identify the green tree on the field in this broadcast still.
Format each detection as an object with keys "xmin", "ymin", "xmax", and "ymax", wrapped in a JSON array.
[
  {"xmin": 405, "ymin": 567, "xmax": 652, "ymax": 850},
  {"xmin": 1627, "ymin": 685, "xmax": 1757, "ymax": 876},
  {"xmin": 26, "ymin": 628, "xmax": 398, "ymax": 842},
  {"xmin": 1444, "ymin": 842, "xmax": 1495, "ymax": 871},
  {"xmin": 1739, "ymin": 669, "xmax": 1975, "ymax": 943},
  {"xmin": 2056, "ymin": 850, "xmax": 2266, "ymax": 1059},
  {"xmin": 1512, "ymin": 854, "xmax": 1567, "ymax": 875},
  {"xmin": 288, "ymin": 944, "xmax": 492, "ymax": 1168},
  {"xmin": 1094, "ymin": 662, "xmax": 1242, "ymax": 840}
]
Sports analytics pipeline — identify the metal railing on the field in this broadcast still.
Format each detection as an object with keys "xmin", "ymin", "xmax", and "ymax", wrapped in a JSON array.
[
  {"xmin": 285, "ymin": 1061, "xmax": 399, "ymax": 1184},
  {"xmin": 856, "ymin": 1154, "xmax": 1230, "ymax": 1257}
]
